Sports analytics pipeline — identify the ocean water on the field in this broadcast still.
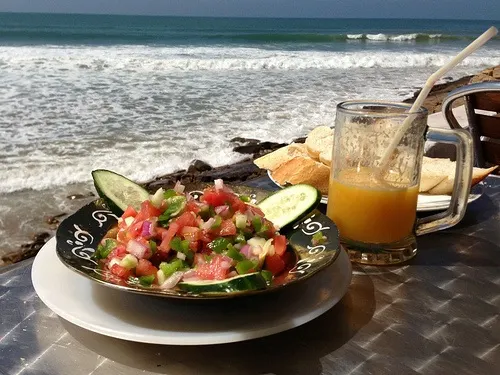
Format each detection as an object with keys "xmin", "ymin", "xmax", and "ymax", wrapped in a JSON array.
[
  {"xmin": 1, "ymin": 14, "xmax": 500, "ymax": 257},
  {"xmin": 1, "ymin": 14, "xmax": 500, "ymax": 194}
]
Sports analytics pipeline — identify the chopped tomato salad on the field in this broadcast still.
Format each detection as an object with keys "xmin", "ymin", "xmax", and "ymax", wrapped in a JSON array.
[{"xmin": 94, "ymin": 180, "xmax": 293, "ymax": 289}]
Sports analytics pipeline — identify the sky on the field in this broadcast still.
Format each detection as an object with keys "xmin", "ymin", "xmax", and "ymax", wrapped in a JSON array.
[{"xmin": 0, "ymin": 0, "xmax": 499, "ymax": 20}]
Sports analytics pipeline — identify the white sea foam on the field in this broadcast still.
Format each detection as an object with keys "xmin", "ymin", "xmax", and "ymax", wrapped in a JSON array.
[
  {"xmin": 0, "ymin": 44, "xmax": 498, "ymax": 193},
  {"xmin": 0, "ymin": 45, "xmax": 499, "ymax": 72},
  {"xmin": 349, "ymin": 33, "xmax": 444, "ymax": 42}
]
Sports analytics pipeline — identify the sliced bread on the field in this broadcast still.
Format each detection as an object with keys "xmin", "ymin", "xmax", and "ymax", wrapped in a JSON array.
[
  {"xmin": 271, "ymin": 155, "xmax": 330, "ymax": 195},
  {"xmin": 422, "ymin": 157, "xmax": 498, "ymax": 195},
  {"xmin": 253, "ymin": 143, "xmax": 308, "ymax": 171}
]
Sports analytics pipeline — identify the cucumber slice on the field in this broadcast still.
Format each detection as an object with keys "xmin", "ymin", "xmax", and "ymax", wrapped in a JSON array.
[
  {"xmin": 177, "ymin": 272, "xmax": 268, "ymax": 294},
  {"xmin": 92, "ymin": 169, "xmax": 150, "ymax": 214},
  {"xmin": 258, "ymin": 184, "xmax": 321, "ymax": 229}
]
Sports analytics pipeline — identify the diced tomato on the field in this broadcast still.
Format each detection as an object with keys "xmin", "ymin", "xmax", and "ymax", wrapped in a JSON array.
[
  {"xmin": 273, "ymin": 235, "xmax": 287, "ymax": 256},
  {"xmin": 135, "ymin": 259, "xmax": 158, "ymax": 281},
  {"xmin": 107, "ymin": 244, "xmax": 127, "ymax": 260},
  {"xmin": 174, "ymin": 211, "xmax": 197, "ymax": 230},
  {"xmin": 140, "ymin": 200, "xmax": 163, "ymax": 220},
  {"xmin": 199, "ymin": 230, "xmax": 212, "ymax": 244},
  {"xmin": 122, "ymin": 206, "xmax": 137, "ymax": 219},
  {"xmin": 128, "ymin": 220, "xmax": 144, "ymax": 239},
  {"xmin": 188, "ymin": 241, "xmax": 200, "ymax": 252},
  {"xmin": 202, "ymin": 187, "xmax": 248, "ymax": 213},
  {"xmin": 181, "ymin": 226, "xmax": 201, "ymax": 242},
  {"xmin": 281, "ymin": 250, "xmax": 294, "ymax": 269},
  {"xmin": 265, "ymin": 253, "xmax": 285, "ymax": 276},
  {"xmin": 247, "ymin": 204, "xmax": 265, "ymax": 217},
  {"xmin": 155, "ymin": 227, "xmax": 168, "ymax": 239},
  {"xmin": 196, "ymin": 254, "xmax": 231, "ymax": 280},
  {"xmin": 110, "ymin": 264, "xmax": 132, "ymax": 279},
  {"xmin": 186, "ymin": 200, "xmax": 201, "ymax": 214},
  {"xmin": 158, "ymin": 222, "xmax": 179, "ymax": 252},
  {"xmin": 219, "ymin": 219, "xmax": 236, "ymax": 236},
  {"xmin": 201, "ymin": 188, "xmax": 229, "ymax": 207},
  {"xmin": 228, "ymin": 195, "xmax": 246, "ymax": 213}
]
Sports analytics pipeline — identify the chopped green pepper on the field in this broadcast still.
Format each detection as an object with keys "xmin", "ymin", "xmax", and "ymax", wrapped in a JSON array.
[
  {"xmin": 139, "ymin": 274, "xmax": 155, "ymax": 286},
  {"xmin": 236, "ymin": 259, "xmax": 257, "ymax": 275},
  {"xmin": 163, "ymin": 189, "xmax": 178, "ymax": 199},
  {"xmin": 170, "ymin": 237, "xmax": 194, "ymax": 263},
  {"xmin": 252, "ymin": 217, "xmax": 263, "ymax": 232},
  {"xmin": 239, "ymin": 195, "xmax": 250, "ymax": 202},
  {"xmin": 159, "ymin": 259, "xmax": 184, "ymax": 278},
  {"xmin": 158, "ymin": 196, "xmax": 187, "ymax": 225},
  {"xmin": 211, "ymin": 215, "xmax": 222, "ymax": 229},
  {"xmin": 225, "ymin": 244, "xmax": 245, "ymax": 261},
  {"xmin": 170, "ymin": 236, "xmax": 190, "ymax": 253},
  {"xmin": 199, "ymin": 205, "xmax": 210, "ymax": 220},
  {"xmin": 208, "ymin": 237, "xmax": 230, "ymax": 253},
  {"xmin": 234, "ymin": 232, "xmax": 247, "ymax": 244},
  {"xmin": 149, "ymin": 240, "xmax": 157, "ymax": 255},
  {"xmin": 257, "ymin": 224, "xmax": 270, "ymax": 238},
  {"xmin": 94, "ymin": 239, "xmax": 117, "ymax": 259}
]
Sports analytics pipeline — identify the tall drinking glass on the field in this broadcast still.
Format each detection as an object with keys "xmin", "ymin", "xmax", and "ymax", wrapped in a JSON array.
[{"xmin": 327, "ymin": 101, "xmax": 473, "ymax": 265}]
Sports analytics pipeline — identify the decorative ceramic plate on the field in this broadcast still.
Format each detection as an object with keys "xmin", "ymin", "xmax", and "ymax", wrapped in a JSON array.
[
  {"xmin": 267, "ymin": 171, "xmax": 484, "ymax": 212},
  {"xmin": 55, "ymin": 184, "xmax": 340, "ymax": 300},
  {"xmin": 33, "ymin": 237, "xmax": 352, "ymax": 345}
]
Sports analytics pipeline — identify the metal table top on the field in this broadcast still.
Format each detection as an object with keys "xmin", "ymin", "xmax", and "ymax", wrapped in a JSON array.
[{"xmin": 1, "ymin": 176, "xmax": 499, "ymax": 375}]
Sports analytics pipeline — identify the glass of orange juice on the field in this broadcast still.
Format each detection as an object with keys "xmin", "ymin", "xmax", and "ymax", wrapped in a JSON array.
[{"xmin": 327, "ymin": 101, "xmax": 473, "ymax": 265}]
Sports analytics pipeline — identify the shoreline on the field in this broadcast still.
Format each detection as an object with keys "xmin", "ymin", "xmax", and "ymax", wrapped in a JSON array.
[{"xmin": 2, "ymin": 65, "xmax": 499, "ymax": 267}]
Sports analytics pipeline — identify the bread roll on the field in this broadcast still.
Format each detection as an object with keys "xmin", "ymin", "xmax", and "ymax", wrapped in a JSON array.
[
  {"xmin": 305, "ymin": 126, "xmax": 334, "ymax": 160},
  {"xmin": 319, "ymin": 149, "xmax": 332, "ymax": 166}
]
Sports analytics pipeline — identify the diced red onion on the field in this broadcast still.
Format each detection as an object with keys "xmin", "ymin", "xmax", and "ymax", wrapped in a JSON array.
[
  {"xmin": 182, "ymin": 274, "xmax": 201, "ymax": 282},
  {"xmin": 201, "ymin": 217, "xmax": 215, "ymax": 230},
  {"xmin": 193, "ymin": 253, "xmax": 206, "ymax": 266},
  {"xmin": 245, "ymin": 208, "xmax": 256, "ymax": 221},
  {"xmin": 215, "ymin": 205, "xmax": 229, "ymax": 215},
  {"xmin": 126, "ymin": 240, "xmax": 148, "ymax": 259},
  {"xmin": 240, "ymin": 244, "xmax": 252, "ymax": 258},
  {"xmin": 227, "ymin": 271, "xmax": 238, "ymax": 278},
  {"xmin": 182, "ymin": 269, "xmax": 198, "ymax": 280},
  {"xmin": 220, "ymin": 261, "xmax": 232, "ymax": 270},
  {"xmin": 141, "ymin": 221, "xmax": 153, "ymax": 238},
  {"xmin": 159, "ymin": 271, "xmax": 184, "ymax": 289},
  {"xmin": 214, "ymin": 179, "xmax": 224, "ymax": 192},
  {"xmin": 176, "ymin": 252, "xmax": 186, "ymax": 260},
  {"xmin": 252, "ymin": 246, "xmax": 263, "ymax": 256},
  {"xmin": 174, "ymin": 181, "xmax": 185, "ymax": 193}
]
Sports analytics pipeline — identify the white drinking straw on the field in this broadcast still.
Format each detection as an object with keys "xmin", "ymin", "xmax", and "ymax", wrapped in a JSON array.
[{"xmin": 377, "ymin": 26, "xmax": 498, "ymax": 177}]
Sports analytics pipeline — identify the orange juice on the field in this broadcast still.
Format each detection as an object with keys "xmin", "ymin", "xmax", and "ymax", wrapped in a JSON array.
[{"xmin": 327, "ymin": 168, "xmax": 419, "ymax": 244}]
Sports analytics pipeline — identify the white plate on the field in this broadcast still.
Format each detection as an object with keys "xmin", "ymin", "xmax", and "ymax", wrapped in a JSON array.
[
  {"xmin": 32, "ymin": 237, "xmax": 352, "ymax": 346},
  {"xmin": 416, "ymin": 184, "xmax": 483, "ymax": 211},
  {"xmin": 267, "ymin": 171, "xmax": 484, "ymax": 212}
]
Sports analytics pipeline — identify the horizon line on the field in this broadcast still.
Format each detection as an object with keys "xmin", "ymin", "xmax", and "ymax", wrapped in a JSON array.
[{"xmin": 1, "ymin": 11, "xmax": 499, "ymax": 22}]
